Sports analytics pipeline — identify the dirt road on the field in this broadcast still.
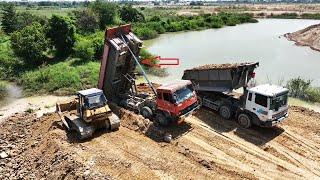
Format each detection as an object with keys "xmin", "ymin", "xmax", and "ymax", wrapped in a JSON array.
[{"xmin": 0, "ymin": 105, "xmax": 320, "ymax": 179}]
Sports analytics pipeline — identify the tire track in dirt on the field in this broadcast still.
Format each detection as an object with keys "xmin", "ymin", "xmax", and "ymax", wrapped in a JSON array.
[
  {"xmin": 186, "ymin": 112, "xmax": 319, "ymax": 179},
  {"xmin": 181, "ymin": 124, "xmax": 303, "ymax": 179}
]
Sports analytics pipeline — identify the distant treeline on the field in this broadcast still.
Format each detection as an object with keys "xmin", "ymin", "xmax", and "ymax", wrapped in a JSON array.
[{"xmin": 267, "ymin": 12, "xmax": 320, "ymax": 19}]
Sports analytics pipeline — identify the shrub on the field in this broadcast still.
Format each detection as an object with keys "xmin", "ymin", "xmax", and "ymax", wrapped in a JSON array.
[
  {"xmin": 11, "ymin": 23, "xmax": 49, "ymax": 65},
  {"xmin": 89, "ymin": 31, "xmax": 105, "ymax": 59},
  {"xmin": 90, "ymin": 0, "xmax": 119, "ymax": 29},
  {"xmin": 73, "ymin": 9, "xmax": 98, "ymax": 34},
  {"xmin": 286, "ymin": 77, "xmax": 311, "ymax": 99},
  {"xmin": 134, "ymin": 27, "xmax": 158, "ymax": 40},
  {"xmin": 165, "ymin": 22, "xmax": 183, "ymax": 32},
  {"xmin": 306, "ymin": 88, "xmax": 320, "ymax": 103},
  {"xmin": 286, "ymin": 77, "xmax": 320, "ymax": 103},
  {"xmin": 146, "ymin": 22, "xmax": 166, "ymax": 34},
  {"xmin": 0, "ymin": 35, "xmax": 22, "ymax": 79},
  {"xmin": 74, "ymin": 38, "xmax": 95, "ymax": 61},
  {"xmin": 16, "ymin": 12, "xmax": 48, "ymax": 30},
  {"xmin": 301, "ymin": 13, "xmax": 320, "ymax": 20},
  {"xmin": 148, "ymin": 15, "xmax": 161, "ymax": 22},
  {"xmin": 225, "ymin": 15, "xmax": 241, "ymax": 26},
  {"xmin": 1, "ymin": 3, "xmax": 18, "ymax": 34},
  {"xmin": 120, "ymin": 4, "xmax": 145, "ymax": 22},
  {"xmin": 48, "ymin": 15, "xmax": 76, "ymax": 58},
  {"xmin": 140, "ymin": 48, "xmax": 153, "ymax": 60}
]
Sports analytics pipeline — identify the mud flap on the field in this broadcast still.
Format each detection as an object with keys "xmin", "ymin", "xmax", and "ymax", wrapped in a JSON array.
[{"xmin": 108, "ymin": 113, "xmax": 120, "ymax": 131}]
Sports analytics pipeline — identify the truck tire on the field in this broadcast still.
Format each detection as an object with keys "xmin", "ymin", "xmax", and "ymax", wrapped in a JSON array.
[
  {"xmin": 219, "ymin": 105, "xmax": 232, "ymax": 120},
  {"xmin": 237, "ymin": 113, "xmax": 252, "ymax": 128},
  {"xmin": 156, "ymin": 112, "xmax": 169, "ymax": 126},
  {"xmin": 141, "ymin": 106, "xmax": 153, "ymax": 119}
]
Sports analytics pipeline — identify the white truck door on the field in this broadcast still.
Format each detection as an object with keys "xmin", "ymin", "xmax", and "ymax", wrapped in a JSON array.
[{"xmin": 252, "ymin": 93, "xmax": 269, "ymax": 121}]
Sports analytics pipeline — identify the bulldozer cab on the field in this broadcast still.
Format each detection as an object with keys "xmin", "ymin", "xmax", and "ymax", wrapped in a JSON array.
[{"xmin": 77, "ymin": 88, "xmax": 108, "ymax": 117}]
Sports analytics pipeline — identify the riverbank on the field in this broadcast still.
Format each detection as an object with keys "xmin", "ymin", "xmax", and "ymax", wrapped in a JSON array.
[{"xmin": 285, "ymin": 23, "xmax": 320, "ymax": 52}]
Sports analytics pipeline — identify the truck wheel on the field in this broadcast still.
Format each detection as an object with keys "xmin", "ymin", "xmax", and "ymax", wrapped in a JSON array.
[
  {"xmin": 237, "ymin": 114, "xmax": 252, "ymax": 128},
  {"xmin": 219, "ymin": 105, "xmax": 232, "ymax": 119},
  {"xmin": 156, "ymin": 113, "xmax": 169, "ymax": 126},
  {"xmin": 141, "ymin": 106, "xmax": 153, "ymax": 119}
]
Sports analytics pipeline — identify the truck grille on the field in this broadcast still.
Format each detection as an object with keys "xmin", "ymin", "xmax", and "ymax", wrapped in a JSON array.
[
  {"xmin": 180, "ymin": 102, "xmax": 199, "ymax": 116},
  {"xmin": 272, "ymin": 110, "xmax": 288, "ymax": 119}
]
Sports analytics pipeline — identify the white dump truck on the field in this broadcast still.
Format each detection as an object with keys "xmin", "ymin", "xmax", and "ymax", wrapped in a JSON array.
[{"xmin": 182, "ymin": 62, "xmax": 289, "ymax": 128}]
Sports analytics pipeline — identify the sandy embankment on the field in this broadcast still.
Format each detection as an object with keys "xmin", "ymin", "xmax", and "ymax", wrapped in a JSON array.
[{"xmin": 285, "ymin": 23, "xmax": 320, "ymax": 52}]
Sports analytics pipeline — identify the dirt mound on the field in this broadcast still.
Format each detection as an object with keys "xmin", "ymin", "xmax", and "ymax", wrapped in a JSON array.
[
  {"xmin": 290, "ymin": 105, "xmax": 320, "ymax": 117},
  {"xmin": 285, "ymin": 24, "xmax": 320, "ymax": 52},
  {"xmin": 0, "ymin": 113, "xmax": 85, "ymax": 179},
  {"xmin": 188, "ymin": 62, "xmax": 256, "ymax": 70},
  {"xmin": 1, "ymin": 104, "xmax": 320, "ymax": 179},
  {"xmin": 136, "ymin": 83, "xmax": 160, "ymax": 95}
]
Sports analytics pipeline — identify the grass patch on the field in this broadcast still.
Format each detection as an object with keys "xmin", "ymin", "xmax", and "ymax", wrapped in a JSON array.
[
  {"xmin": 16, "ymin": 6, "xmax": 77, "ymax": 17},
  {"xmin": 20, "ymin": 59, "xmax": 100, "ymax": 95}
]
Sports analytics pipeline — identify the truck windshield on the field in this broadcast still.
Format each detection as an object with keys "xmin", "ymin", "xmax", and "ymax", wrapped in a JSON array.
[
  {"xmin": 270, "ymin": 93, "xmax": 288, "ymax": 111},
  {"xmin": 173, "ymin": 86, "xmax": 194, "ymax": 104},
  {"xmin": 84, "ymin": 93, "xmax": 107, "ymax": 109}
]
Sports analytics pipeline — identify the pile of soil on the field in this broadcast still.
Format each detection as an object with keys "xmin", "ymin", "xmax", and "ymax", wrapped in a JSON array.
[
  {"xmin": 136, "ymin": 83, "xmax": 160, "ymax": 95},
  {"xmin": 0, "ymin": 113, "xmax": 85, "ymax": 179},
  {"xmin": 285, "ymin": 24, "xmax": 320, "ymax": 52},
  {"xmin": 189, "ymin": 62, "xmax": 255, "ymax": 70},
  {"xmin": 1, "ymin": 102, "xmax": 320, "ymax": 179}
]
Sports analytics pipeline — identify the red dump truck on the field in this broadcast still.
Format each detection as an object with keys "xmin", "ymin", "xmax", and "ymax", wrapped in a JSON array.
[
  {"xmin": 183, "ymin": 62, "xmax": 289, "ymax": 128},
  {"xmin": 98, "ymin": 24, "xmax": 200, "ymax": 125}
]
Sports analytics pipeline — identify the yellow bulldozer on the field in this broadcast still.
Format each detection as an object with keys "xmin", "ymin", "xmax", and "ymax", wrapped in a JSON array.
[{"xmin": 56, "ymin": 88, "xmax": 120, "ymax": 139}]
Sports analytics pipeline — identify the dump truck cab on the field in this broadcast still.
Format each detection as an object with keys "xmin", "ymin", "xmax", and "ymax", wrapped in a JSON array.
[
  {"xmin": 156, "ymin": 80, "xmax": 199, "ymax": 119},
  {"xmin": 245, "ymin": 84, "xmax": 289, "ymax": 126}
]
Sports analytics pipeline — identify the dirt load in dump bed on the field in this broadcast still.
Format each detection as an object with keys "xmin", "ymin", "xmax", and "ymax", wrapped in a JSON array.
[
  {"xmin": 0, "ymin": 104, "xmax": 320, "ymax": 179},
  {"xmin": 189, "ymin": 62, "xmax": 255, "ymax": 70},
  {"xmin": 285, "ymin": 23, "xmax": 320, "ymax": 52}
]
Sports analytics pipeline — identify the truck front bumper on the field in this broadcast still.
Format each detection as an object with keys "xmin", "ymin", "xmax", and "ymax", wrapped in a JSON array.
[
  {"xmin": 260, "ymin": 113, "xmax": 289, "ymax": 127},
  {"xmin": 179, "ymin": 103, "xmax": 201, "ymax": 119}
]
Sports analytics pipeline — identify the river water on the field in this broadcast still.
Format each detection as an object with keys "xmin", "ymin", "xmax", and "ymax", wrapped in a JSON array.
[{"xmin": 147, "ymin": 19, "xmax": 320, "ymax": 86}]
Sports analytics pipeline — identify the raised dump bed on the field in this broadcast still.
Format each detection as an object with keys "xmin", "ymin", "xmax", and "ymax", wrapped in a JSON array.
[{"xmin": 182, "ymin": 62, "xmax": 259, "ymax": 92}]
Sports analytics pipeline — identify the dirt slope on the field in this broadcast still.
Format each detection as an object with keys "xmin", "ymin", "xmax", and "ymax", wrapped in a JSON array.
[
  {"xmin": 0, "ymin": 106, "xmax": 320, "ymax": 179},
  {"xmin": 285, "ymin": 24, "xmax": 320, "ymax": 52}
]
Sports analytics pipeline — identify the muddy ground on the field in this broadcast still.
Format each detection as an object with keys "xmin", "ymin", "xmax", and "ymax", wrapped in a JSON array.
[
  {"xmin": 0, "ymin": 105, "xmax": 320, "ymax": 179},
  {"xmin": 285, "ymin": 23, "xmax": 320, "ymax": 52}
]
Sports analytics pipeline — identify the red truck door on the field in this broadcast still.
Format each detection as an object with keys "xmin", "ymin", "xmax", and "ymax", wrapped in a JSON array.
[{"xmin": 157, "ymin": 92, "xmax": 175, "ymax": 114}]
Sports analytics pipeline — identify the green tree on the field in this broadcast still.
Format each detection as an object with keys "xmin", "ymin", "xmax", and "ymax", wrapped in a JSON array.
[
  {"xmin": 74, "ymin": 38, "xmax": 95, "ymax": 61},
  {"xmin": 1, "ymin": 3, "xmax": 18, "ymax": 34},
  {"xmin": 90, "ymin": 0, "xmax": 118, "ymax": 29},
  {"xmin": 16, "ymin": 12, "xmax": 48, "ymax": 30},
  {"xmin": 48, "ymin": 15, "xmax": 76, "ymax": 57},
  {"xmin": 73, "ymin": 9, "xmax": 98, "ymax": 34},
  {"xmin": 11, "ymin": 23, "xmax": 49, "ymax": 65},
  {"xmin": 120, "ymin": 5, "xmax": 145, "ymax": 23}
]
